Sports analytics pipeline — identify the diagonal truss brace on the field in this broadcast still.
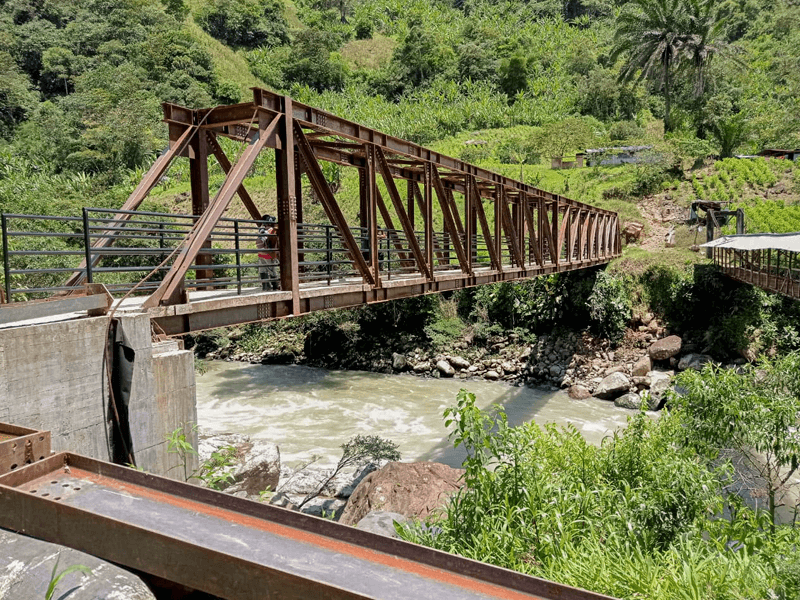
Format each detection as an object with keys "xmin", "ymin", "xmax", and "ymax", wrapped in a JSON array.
[
  {"xmin": 63, "ymin": 124, "xmax": 199, "ymax": 289},
  {"xmin": 144, "ymin": 113, "xmax": 281, "ymax": 307},
  {"xmin": 293, "ymin": 123, "xmax": 375, "ymax": 285},
  {"xmin": 469, "ymin": 177, "xmax": 502, "ymax": 272},
  {"xmin": 374, "ymin": 147, "xmax": 431, "ymax": 279},
  {"xmin": 206, "ymin": 133, "xmax": 261, "ymax": 221},
  {"xmin": 430, "ymin": 166, "xmax": 471, "ymax": 274}
]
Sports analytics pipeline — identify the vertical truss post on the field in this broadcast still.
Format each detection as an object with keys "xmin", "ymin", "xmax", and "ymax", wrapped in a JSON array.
[
  {"xmin": 423, "ymin": 164, "xmax": 434, "ymax": 273},
  {"xmin": 365, "ymin": 144, "xmax": 380, "ymax": 284},
  {"xmin": 276, "ymin": 98, "xmax": 301, "ymax": 313},
  {"xmin": 207, "ymin": 133, "xmax": 261, "ymax": 220},
  {"xmin": 406, "ymin": 180, "xmax": 415, "ymax": 230},
  {"xmin": 189, "ymin": 129, "xmax": 212, "ymax": 289},
  {"xmin": 551, "ymin": 198, "xmax": 559, "ymax": 266},
  {"xmin": 494, "ymin": 187, "xmax": 503, "ymax": 266},
  {"xmin": 294, "ymin": 152, "xmax": 305, "ymax": 271},
  {"xmin": 469, "ymin": 178, "xmax": 500, "ymax": 272},
  {"xmin": 464, "ymin": 177, "xmax": 474, "ymax": 272}
]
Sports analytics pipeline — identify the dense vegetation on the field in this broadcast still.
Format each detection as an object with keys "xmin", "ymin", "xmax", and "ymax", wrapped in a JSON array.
[{"xmin": 400, "ymin": 360, "xmax": 800, "ymax": 599}]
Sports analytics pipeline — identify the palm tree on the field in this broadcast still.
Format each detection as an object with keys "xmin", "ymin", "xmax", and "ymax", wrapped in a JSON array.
[
  {"xmin": 611, "ymin": 0, "xmax": 688, "ymax": 132},
  {"xmin": 681, "ymin": 0, "xmax": 730, "ymax": 98}
]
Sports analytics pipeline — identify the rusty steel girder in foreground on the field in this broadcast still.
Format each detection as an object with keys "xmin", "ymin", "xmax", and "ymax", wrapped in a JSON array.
[
  {"xmin": 62, "ymin": 88, "xmax": 621, "ymax": 328},
  {"xmin": 0, "ymin": 453, "xmax": 617, "ymax": 600}
]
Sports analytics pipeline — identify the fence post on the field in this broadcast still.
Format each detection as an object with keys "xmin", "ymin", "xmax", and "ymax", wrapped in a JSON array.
[
  {"xmin": 1, "ymin": 214, "xmax": 11, "ymax": 301},
  {"xmin": 82, "ymin": 208, "xmax": 93, "ymax": 284},
  {"xmin": 234, "ymin": 220, "xmax": 242, "ymax": 295}
]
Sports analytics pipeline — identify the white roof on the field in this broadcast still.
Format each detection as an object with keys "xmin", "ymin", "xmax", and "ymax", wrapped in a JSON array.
[{"xmin": 701, "ymin": 233, "xmax": 800, "ymax": 252}]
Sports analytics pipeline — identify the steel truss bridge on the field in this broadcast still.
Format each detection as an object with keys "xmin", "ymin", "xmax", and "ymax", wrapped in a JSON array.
[
  {"xmin": 1, "ymin": 88, "xmax": 621, "ymax": 334},
  {"xmin": 712, "ymin": 245, "xmax": 800, "ymax": 300}
]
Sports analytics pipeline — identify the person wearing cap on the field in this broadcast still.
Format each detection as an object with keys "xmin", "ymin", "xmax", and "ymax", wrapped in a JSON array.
[{"xmin": 256, "ymin": 214, "xmax": 279, "ymax": 291}]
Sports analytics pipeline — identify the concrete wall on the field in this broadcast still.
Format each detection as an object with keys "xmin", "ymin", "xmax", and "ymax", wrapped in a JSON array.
[
  {"xmin": 0, "ymin": 314, "xmax": 197, "ymax": 477},
  {"xmin": 0, "ymin": 316, "xmax": 111, "ymax": 459}
]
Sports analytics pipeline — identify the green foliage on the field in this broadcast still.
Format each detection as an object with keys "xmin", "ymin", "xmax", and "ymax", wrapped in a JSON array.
[
  {"xmin": 673, "ymin": 354, "xmax": 800, "ymax": 528},
  {"xmin": 195, "ymin": 445, "xmax": 237, "ymax": 490},
  {"xmin": 197, "ymin": 0, "xmax": 289, "ymax": 49},
  {"xmin": 587, "ymin": 270, "xmax": 631, "ymax": 342},
  {"xmin": 166, "ymin": 423, "xmax": 198, "ymax": 482},
  {"xmin": 400, "ymin": 389, "xmax": 800, "ymax": 598},
  {"xmin": 298, "ymin": 434, "xmax": 400, "ymax": 509},
  {"xmin": 283, "ymin": 28, "xmax": 347, "ymax": 91},
  {"xmin": 45, "ymin": 554, "xmax": 92, "ymax": 600}
]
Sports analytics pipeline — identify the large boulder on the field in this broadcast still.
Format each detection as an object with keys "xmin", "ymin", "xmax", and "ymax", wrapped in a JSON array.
[
  {"xmin": 436, "ymin": 360, "xmax": 455, "ymax": 377},
  {"xmin": 392, "ymin": 352, "xmax": 408, "ymax": 371},
  {"xmin": 615, "ymin": 392, "xmax": 643, "ymax": 410},
  {"xmin": 339, "ymin": 462, "xmax": 464, "ymax": 526},
  {"xmin": 649, "ymin": 335, "xmax": 682, "ymax": 361},
  {"xmin": 200, "ymin": 434, "xmax": 280, "ymax": 497},
  {"xmin": 593, "ymin": 372, "xmax": 631, "ymax": 400},
  {"xmin": 355, "ymin": 511, "xmax": 409, "ymax": 539},
  {"xmin": 677, "ymin": 353, "xmax": 713, "ymax": 371},
  {"xmin": 568, "ymin": 384, "xmax": 592, "ymax": 400},
  {"xmin": 448, "ymin": 356, "xmax": 471, "ymax": 370},
  {"xmin": 0, "ymin": 530, "xmax": 155, "ymax": 599},
  {"xmin": 647, "ymin": 371, "xmax": 672, "ymax": 409},
  {"xmin": 631, "ymin": 355, "xmax": 653, "ymax": 377}
]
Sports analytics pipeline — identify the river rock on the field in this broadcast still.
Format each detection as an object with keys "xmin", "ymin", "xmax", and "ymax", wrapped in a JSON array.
[
  {"xmin": 413, "ymin": 361, "xmax": 431, "ymax": 373},
  {"xmin": 647, "ymin": 371, "xmax": 672, "ymax": 409},
  {"xmin": 593, "ymin": 372, "xmax": 631, "ymax": 400},
  {"xmin": 484, "ymin": 370, "xmax": 500, "ymax": 380},
  {"xmin": 436, "ymin": 360, "xmax": 455, "ymax": 377},
  {"xmin": 549, "ymin": 365, "xmax": 562, "ymax": 378},
  {"xmin": 392, "ymin": 352, "xmax": 408, "ymax": 371},
  {"xmin": 614, "ymin": 392, "xmax": 643, "ymax": 410},
  {"xmin": 0, "ymin": 529, "xmax": 155, "ymax": 599},
  {"xmin": 677, "ymin": 353, "xmax": 713, "ymax": 371},
  {"xmin": 632, "ymin": 355, "xmax": 652, "ymax": 377},
  {"xmin": 339, "ymin": 462, "xmax": 465, "ymax": 526},
  {"xmin": 355, "ymin": 511, "xmax": 410, "ymax": 538},
  {"xmin": 518, "ymin": 346, "xmax": 532, "ymax": 360},
  {"xmin": 226, "ymin": 439, "xmax": 281, "ymax": 496},
  {"xmin": 649, "ymin": 336, "xmax": 682, "ymax": 361},
  {"xmin": 448, "ymin": 355, "xmax": 471, "ymax": 370},
  {"xmin": 568, "ymin": 384, "xmax": 592, "ymax": 399},
  {"xmin": 631, "ymin": 375, "xmax": 651, "ymax": 390},
  {"xmin": 502, "ymin": 361, "xmax": 518, "ymax": 373}
]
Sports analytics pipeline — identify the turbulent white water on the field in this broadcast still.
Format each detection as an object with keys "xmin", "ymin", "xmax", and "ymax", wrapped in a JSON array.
[{"xmin": 196, "ymin": 361, "xmax": 633, "ymax": 468}]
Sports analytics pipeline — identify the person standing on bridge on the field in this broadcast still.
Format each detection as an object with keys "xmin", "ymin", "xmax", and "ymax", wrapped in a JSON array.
[{"xmin": 257, "ymin": 214, "xmax": 279, "ymax": 291}]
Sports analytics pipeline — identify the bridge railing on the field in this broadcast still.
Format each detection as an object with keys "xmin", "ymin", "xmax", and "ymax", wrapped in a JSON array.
[
  {"xmin": 713, "ymin": 246, "xmax": 800, "ymax": 299},
  {"xmin": 1, "ymin": 208, "xmax": 500, "ymax": 301}
]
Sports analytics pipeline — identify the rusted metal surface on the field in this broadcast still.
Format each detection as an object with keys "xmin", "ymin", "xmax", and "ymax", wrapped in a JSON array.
[
  {"xmin": 713, "ymin": 246, "xmax": 800, "ymax": 300},
  {"xmin": 0, "ymin": 423, "xmax": 50, "ymax": 474},
  {"xmin": 0, "ymin": 453, "xmax": 615, "ymax": 600}
]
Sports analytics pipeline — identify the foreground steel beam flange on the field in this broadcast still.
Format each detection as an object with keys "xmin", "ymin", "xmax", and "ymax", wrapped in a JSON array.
[{"xmin": 0, "ymin": 453, "xmax": 616, "ymax": 600}]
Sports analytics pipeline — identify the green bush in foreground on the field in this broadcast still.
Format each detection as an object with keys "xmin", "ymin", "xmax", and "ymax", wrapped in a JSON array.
[{"xmin": 400, "ymin": 388, "xmax": 800, "ymax": 599}]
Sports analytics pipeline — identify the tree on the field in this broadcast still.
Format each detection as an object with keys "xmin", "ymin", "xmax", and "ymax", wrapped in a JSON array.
[
  {"xmin": 673, "ymin": 353, "xmax": 800, "ymax": 530},
  {"xmin": 611, "ymin": 0, "xmax": 728, "ymax": 132},
  {"xmin": 530, "ymin": 117, "xmax": 594, "ymax": 159},
  {"xmin": 282, "ymin": 29, "xmax": 347, "ymax": 92},
  {"xmin": 197, "ymin": 0, "xmax": 289, "ymax": 50},
  {"xmin": 498, "ymin": 51, "xmax": 527, "ymax": 98},
  {"xmin": 611, "ymin": 0, "xmax": 687, "ymax": 132}
]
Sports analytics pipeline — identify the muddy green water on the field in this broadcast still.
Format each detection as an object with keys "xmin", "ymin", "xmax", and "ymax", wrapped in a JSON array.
[{"xmin": 196, "ymin": 361, "xmax": 633, "ymax": 468}]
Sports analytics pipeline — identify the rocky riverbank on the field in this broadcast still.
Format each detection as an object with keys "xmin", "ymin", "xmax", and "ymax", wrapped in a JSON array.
[{"xmin": 202, "ymin": 311, "xmax": 738, "ymax": 412}]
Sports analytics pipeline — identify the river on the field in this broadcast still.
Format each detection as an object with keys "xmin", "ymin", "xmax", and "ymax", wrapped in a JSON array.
[{"xmin": 195, "ymin": 361, "xmax": 634, "ymax": 469}]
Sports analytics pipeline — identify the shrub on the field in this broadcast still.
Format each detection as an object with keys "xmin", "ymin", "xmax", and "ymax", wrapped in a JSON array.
[
  {"xmin": 197, "ymin": 0, "xmax": 289, "ymax": 49},
  {"xmin": 586, "ymin": 270, "xmax": 631, "ymax": 342}
]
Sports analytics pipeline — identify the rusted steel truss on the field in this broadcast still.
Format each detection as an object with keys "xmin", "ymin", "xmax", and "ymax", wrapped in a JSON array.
[
  {"xmin": 0, "ymin": 452, "xmax": 616, "ymax": 600},
  {"xmin": 62, "ymin": 88, "xmax": 619, "ymax": 321}
]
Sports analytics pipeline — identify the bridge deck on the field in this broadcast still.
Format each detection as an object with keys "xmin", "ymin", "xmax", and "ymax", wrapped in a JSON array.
[{"xmin": 0, "ymin": 453, "xmax": 612, "ymax": 600}]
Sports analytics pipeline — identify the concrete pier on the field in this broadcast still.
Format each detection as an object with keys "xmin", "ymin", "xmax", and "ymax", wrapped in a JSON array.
[{"xmin": 0, "ymin": 313, "xmax": 197, "ymax": 477}]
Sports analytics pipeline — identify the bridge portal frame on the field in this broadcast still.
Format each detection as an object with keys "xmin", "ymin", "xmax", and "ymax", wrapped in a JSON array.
[{"xmin": 60, "ymin": 88, "xmax": 621, "ymax": 332}]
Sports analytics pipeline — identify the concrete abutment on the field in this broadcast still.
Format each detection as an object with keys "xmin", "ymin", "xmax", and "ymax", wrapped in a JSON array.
[{"xmin": 0, "ymin": 313, "xmax": 198, "ymax": 477}]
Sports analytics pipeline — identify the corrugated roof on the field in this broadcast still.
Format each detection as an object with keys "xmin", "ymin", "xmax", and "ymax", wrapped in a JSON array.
[
  {"xmin": 582, "ymin": 145, "xmax": 653, "ymax": 154},
  {"xmin": 701, "ymin": 233, "xmax": 800, "ymax": 252}
]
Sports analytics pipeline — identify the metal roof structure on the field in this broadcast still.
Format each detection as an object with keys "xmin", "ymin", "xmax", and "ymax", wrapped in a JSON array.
[{"xmin": 701, "ymin": 233, "xmax": 800, "ymax": 253}]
